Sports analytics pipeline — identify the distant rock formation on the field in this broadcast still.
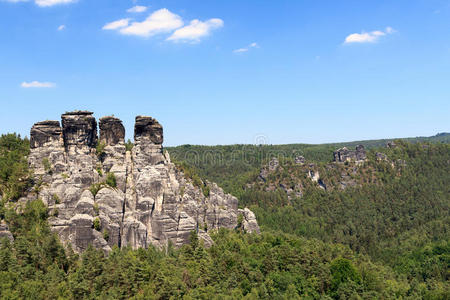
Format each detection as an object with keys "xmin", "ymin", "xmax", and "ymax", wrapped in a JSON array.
[
  {"xmin": 294, "ymin": 156, "xmax": 305, "ymax": 164},
  {"xmin": 333, "ymin": 145, "xmax": 367, "ymax": 162},
  {"xmin": 26, "ymin": 111, "xmax": 259, "ymax": 253}
]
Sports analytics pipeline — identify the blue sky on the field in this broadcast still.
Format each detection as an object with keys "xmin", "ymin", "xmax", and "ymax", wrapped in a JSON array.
[{"xmin": 0, "ymin": 0, "xmax": 449, "ymax": 146}]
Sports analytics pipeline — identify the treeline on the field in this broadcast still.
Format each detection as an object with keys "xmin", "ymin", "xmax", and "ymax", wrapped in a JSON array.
[
  {"xmin": 0, "ymin": 199, "xmax": 436, "ymax": 299},
  {"xmin": 170, "ymin": 141, "xmax": 450, "ymax": 298},
  {"xmin": 0, "ymin": 133, "xmax": 449, "ymax": 299}
]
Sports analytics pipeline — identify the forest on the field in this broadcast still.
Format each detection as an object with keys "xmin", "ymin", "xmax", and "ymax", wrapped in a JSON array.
[{"xmin": 0, "ymin": 133, "xmax": 449, "ymax": 299}]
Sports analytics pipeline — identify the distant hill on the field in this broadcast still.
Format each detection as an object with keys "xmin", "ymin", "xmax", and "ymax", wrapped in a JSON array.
[{"xmin": 166, "ymin": 132, "xmax": 450, "ymax": 193}]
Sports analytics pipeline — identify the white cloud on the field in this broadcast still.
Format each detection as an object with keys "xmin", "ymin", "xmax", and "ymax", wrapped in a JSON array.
[
  {"xmin": 21, "ymin": 81, "xmax": 56, "ymax": 88},
  {"xmin": 233, "ymin": 42, "xmax": 258, "ymax": 53},
  {"xmin": 103, "ymin": 18, "xmax": 130, "ymax": 30},
  {"xmin": 3, "ymin": 0, "xmax": 77, "ymax": 6},
  {"xmin": 57, "ymin": 24, "xmax": 65, "ymax": 31},
  {"xmin": 167, "ymin": 18, "xmax": 223, "ymax": 42},
  {"xmin": 127, "ymin": 5, "xmax": 147, "ymax": 13},
  {"xmin": 118, "ymin": 8, "xmax": 183, "ymax": 37},
  {"xmin": 103, "ymin": 8, "xmax": 223, "ymax": 42},
  {"xmin": 344, "ymin": 27, "xmax": 395, "ymax": 44},
  {"xmin": 35, "ymin": 0, "xmax": 77, "ymax": 7}
]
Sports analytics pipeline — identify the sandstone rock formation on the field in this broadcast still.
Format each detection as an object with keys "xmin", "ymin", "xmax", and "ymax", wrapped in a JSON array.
[
  {"xmin": 27, "ymin": 111, "xmax": 259, "ymax": 253},
  {"xmin": 333, "ymin": 145, "xmax": 366, "ymax": 163}
]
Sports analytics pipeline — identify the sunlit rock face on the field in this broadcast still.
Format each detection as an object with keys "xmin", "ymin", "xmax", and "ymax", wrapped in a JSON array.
[{"xmin": 27, "ymin": 111, "xmax": 259, "ymax": 253}]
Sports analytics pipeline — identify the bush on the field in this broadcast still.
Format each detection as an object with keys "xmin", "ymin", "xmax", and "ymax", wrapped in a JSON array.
[
  {"xmin": 93, "ymin": 217, "xmax": 101, "ymax": 231},
  {"xmin": 52, "ymin": 194, "xmax": 60, "ymax": 204},
  {"xmin": 89, "ymin": 183, "xmax": 104, "ymax": 197},
  {"xmin": 42, "ymin": 158, "xmax": 52, "ymax": 174},
  {"xmin": 105, "ymin": 173, "xmax": 117, "ymax": 188},
  {"xmin": 202, "ymin": 185, "xmax": 210, "ymax": 197},
  {"xmin": 96, "ymin": 142, "xmax": 106, "ymax": 161},
  {"xmin": 125, "ymin": 139, "xmax": 134, "ymax": 152}
]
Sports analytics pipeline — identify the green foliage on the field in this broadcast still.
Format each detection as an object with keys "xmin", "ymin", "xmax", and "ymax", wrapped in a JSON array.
[
  {"xmin": 0, "ymin": 132, "xmax": 448, "ymax": 298},
  {"xmin": 89, "ymin": 183, "xmax": 104, "ymax": 197},
  {"xmin": 89, "ymin": 173, "xmax": 117, "ymax": 197},
  {"xmin": 96, "ymin": 142, "xmax": 106, "ymax": 161},
  {"xmin": 237, "ymin": 213, "xmax": 244, "ymax": 230},
  {"xmin": 42, "ymin": 158, "xmax": 52, "ymax": 174},
  {"xmin": 52, "ymin": 193, "xmax": 60, "ymax": 204},
  {"xmin": 96, "ymin": 164, "xmax": 103, "ymax": 177},
  {"xmin": 125, "ymin": 139, "xmax": 134, "ymax": 152},
  {"xmin": 202, "ymin": 185, "xmax": 210, "ymax": 197},
  {"xmin": 0, "ymin": 133, "xmax": 31, "ymax": 200},
  {"xmin": 93, "ymin": 203, "xmax": 99, "ymax": 216},
  {"xmin": 330, "ymin": 258, "xmax": 361, "ymax": 291},
  {"xmin": 93, "ymin": 217, "xmax": 101, "ymax": 231},
  {"xmin": 171, "ymin": 141, "xmax": 450, "ymax": 297},
  {"xmin": 105, "ymin": 172, "xmax": 117, "ymax": 188}
]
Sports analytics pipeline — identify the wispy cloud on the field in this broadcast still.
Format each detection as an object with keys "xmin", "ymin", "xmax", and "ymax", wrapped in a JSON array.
[
  {"xmin": 127, "ymin": 5, "xmax": 147, "ymax": 13},
  {"xmin": 344, "ymin": 27, "xmax": 396, "ymax": 44},
  {"xmin": 103, "ymin": 8, "xmax": 222, "ymax": 42},
  {"xmin": 35, "ymin": 0, "xmax": 76, "ymax": 6},
  {"xmin": 167, "ymin": 18, "xmax": 223, "ymax": 42},
  {"xmin": 57, "ymin": 24, "xmax": 66, "ymax": 31},
  {"xmin": 233, "ymin": 42, "xmax": 259, "ymax": 53},
  {"xmin": 103, "ymin": 18, "xmax": 130, "ymax": 30},
  {"xmin": 21, "ymin": 81, "xmax": 56, "ymax": 88},
  {"xmin": 3, "ymin": 0, "xmax": 77, "ymax": 6}
]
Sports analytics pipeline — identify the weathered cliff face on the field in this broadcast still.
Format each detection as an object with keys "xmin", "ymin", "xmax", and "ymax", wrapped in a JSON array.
[
  {"xmin": 28, "ymin": 111, "xmax": 259, "ymax": 253},
  {"xmin": 333, "ymin": 145, "xmax": 367, "ymax": 163}
]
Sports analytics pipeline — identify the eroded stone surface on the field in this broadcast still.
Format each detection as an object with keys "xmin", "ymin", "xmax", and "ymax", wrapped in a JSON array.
[
  {"xmin": 27, "ymin": 111, "xmax": 259, "ymax": 253},
  {"xmin": 333, "ymin": 145, "xmax": 366, "ymax": 162}
]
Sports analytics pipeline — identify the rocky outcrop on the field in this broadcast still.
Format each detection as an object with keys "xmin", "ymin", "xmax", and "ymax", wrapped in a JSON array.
[
  {"xmin": 295, "ymin": 156, "xmax": 305, "ymax": 164},
  {"xmin": 27, "ymin": 111, "xmax": 259, "ymax": 253},
  {"xmin": 99, "ymin": 116, "xmax": 125, "ymax": 146},
  {"xmin": 0, "ymin": 223, "xmax": 14, "ymax": 243},
  {"xmin": 333, "ymin": 145, "xmax": 366, "ymax": 163}
]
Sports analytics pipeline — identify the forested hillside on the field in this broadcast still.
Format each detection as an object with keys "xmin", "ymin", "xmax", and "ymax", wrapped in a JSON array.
[
  {"xmin": 0, "ymin": 133, "xmax": 449, "ymax": 299},
  {"xmin": 169, "ymin": 137, "xmax": 450, "ymax": 298}
]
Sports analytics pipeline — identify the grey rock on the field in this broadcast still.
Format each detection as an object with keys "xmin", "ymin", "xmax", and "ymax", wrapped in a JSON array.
[
  {"xmin": 386, "ymin": 141, "xmax": 396, "ymax": 148},
  {"xmin": 0, "ymin": 223, "xmax": 14, "ymax": 243},
  {"xmin": 27, "ymin": 111, "xmax": 259, "ymax": 253},
  {"xmin": 61, "ymin": 111, "xmax": 97, "ymax": 148},
  {"xmin": 238, "ymin": 208, "xmax": 260, "ymax": 234},
  {"xmin": 30, "ymin": 120, "xmax": 62, "ymax": 149},
  {"xmin": 295, "ymin": 156, "xmax": 305, "ymax": 164},
  {"xmin": 99, "ymin": 116, "xmax": 125, "ymax": 146},
  {"xmin": 333, "ymin": 145, "xmax": 366, "ymax": 162},
  {"xmin": 376, "ymin": 152, "xmax": 388, "ymax": 161}
]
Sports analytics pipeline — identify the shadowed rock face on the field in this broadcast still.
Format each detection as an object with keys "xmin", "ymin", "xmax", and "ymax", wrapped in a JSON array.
[
  {"xmin": 333, "ymin": 145, "xmax": 366, "ymax": 162},
  {"xmin": 61, "ymin": 111, "xmax": 98, "ymax": 148},
  {"xmin": 26, "ymin": 111, "xmax": 259, "ymax": 253},
  {"xmin": 99, "ymin": 116, "xmax": 125, "ymax": 146},
  {"xmin": 134, "ymin": 116, "xmax": 163, "ymax": 144},
  {"xmin": 30, "ymin": 121, "xmax": 62, "ymax": 149}
]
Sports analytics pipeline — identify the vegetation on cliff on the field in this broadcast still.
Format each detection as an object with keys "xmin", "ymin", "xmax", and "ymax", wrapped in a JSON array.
[{"xmin": 0, "ymin": 133, "xmax": 449, "ymax": 299}]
